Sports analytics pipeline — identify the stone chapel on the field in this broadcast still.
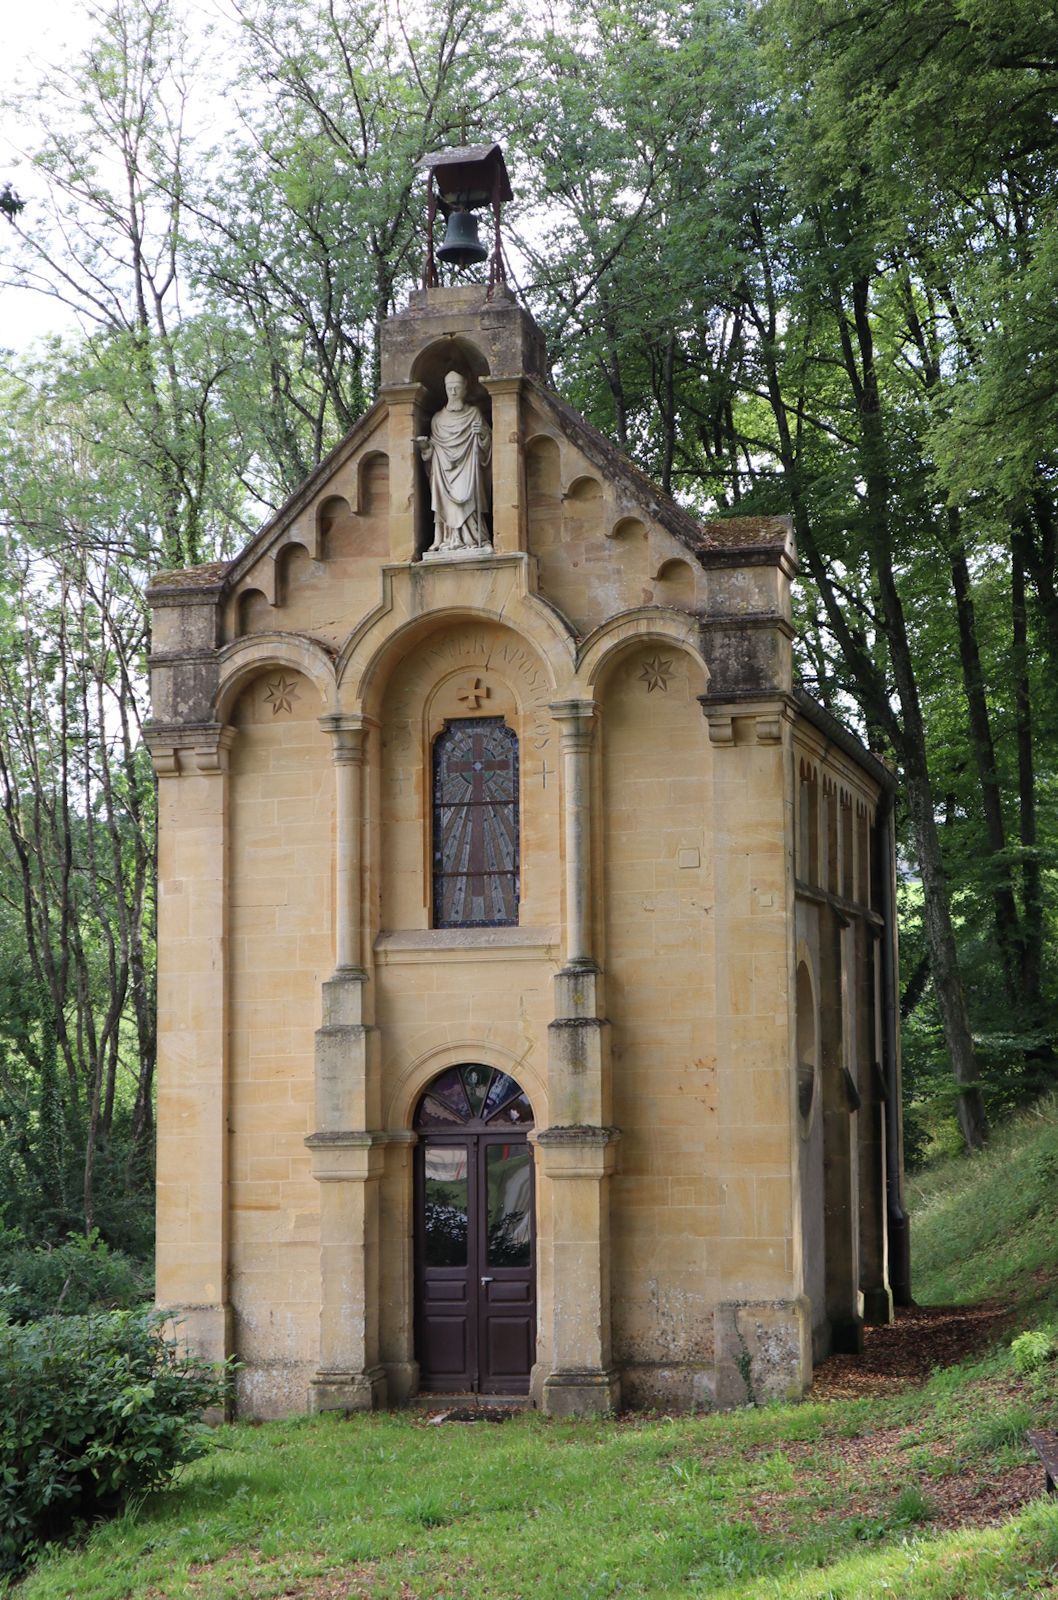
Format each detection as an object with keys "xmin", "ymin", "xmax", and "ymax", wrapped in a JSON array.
[{"xmin": 146, "ymin": 266, "xmax": 908, "ymax": 1418}]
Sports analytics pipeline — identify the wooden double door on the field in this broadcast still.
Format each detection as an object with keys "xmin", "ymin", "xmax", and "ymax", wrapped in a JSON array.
[{"xmin": 413, "ymin": 1065, "xmax": 536, "ymax": 1394}]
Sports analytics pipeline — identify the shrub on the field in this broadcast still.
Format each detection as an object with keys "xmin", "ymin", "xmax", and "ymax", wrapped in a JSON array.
[
  {"xmin": 0, "ymin": 1227, "xmax": 150, "ymax": 1321},
  {"xmin": 1012, "ymin": 1329, "xmax": 1055, "ymax": 1375},
  {"xmin": 0, "ymin": 1309, "xmax": 227, "ymax": 1573}
]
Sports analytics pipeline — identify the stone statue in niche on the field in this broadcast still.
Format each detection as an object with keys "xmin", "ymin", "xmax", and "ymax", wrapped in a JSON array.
[{"xmin": 415, "ymin": 371, "xmax": 493, "ymax": 558}]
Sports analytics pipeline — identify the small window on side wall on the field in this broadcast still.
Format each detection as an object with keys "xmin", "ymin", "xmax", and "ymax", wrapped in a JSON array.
[{"xmin": 432, "ymin": 717, "xmax": 519, "ymax": 928}]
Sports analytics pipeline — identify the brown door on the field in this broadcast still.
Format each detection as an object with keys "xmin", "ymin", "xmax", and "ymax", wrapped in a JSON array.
[{"xmin": 414, "ymin": 1065, "xmax": 535, "ymax": 1394}]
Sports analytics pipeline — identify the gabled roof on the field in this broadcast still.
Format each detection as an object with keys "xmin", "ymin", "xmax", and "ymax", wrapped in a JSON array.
[{"xmin": 147, "ymin": 378, "xmax": 793, "ymax": 598}]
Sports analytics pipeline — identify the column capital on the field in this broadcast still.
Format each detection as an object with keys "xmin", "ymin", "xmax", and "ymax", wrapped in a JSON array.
[
  {"xmin": 480, "ymin": 375, "xmax": 524, "ymax": 399},
  {"xmin": 319, "ymin": 712, "xmax": 374, "ymax": 765},
  {"xmin": 533, "ymin": 1124, "xmax": 620, "ymax": 1177},
  {"xmin": 379, "ymin": 381, "xmax": 428, "ymax": 408},
  {"xmin": 549, "ymin": 698, "xmax": 597, "ymax": 749},
  {"xmin": 143, "ymin": 721, "xmax": 236, "ymax": 777}
]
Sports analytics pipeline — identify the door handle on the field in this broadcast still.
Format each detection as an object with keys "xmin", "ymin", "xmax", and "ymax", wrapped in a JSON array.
[{"xmin": 480, "ymin": 1276, "xmax": 494, "ymax": 1285}]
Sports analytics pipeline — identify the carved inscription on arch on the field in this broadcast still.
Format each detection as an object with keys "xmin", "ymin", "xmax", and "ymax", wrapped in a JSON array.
[{"xmin": 392, "ymin": 629, "xmax": 552, "ymax": 752}]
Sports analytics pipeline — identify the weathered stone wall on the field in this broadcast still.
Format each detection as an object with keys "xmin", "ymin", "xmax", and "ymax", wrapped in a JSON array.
[
  {"xmin": 227, "ymin": 670, "xmax": 332, "ymax": 1415},
  {"xmin": 599, "ymin": 640, "xmax": 714, "ymax": 1409}
]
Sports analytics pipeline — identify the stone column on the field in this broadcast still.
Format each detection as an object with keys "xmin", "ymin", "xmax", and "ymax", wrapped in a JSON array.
[
  {"xmin": 380, "ymin": 381, "xmax": 427, "ymax": 563},
  {"xmin": 540, "ymin": 698, "xmax": 619, "ymax": 1414},
  {"xmin": 481, "ymin": 376, "xmax": 525, "ymax": 554},
  {"xmin": 859, "ymin": 924, "xmax": 893, "ymax": 1324},
  {"xmin": 323, "ymin": 714, "xmax": 368, "ymax": 976},
  {"xmin": 379, "ymin": 1131, "xmax": 420, "ymax": 1404},
  {"xmin": 307, "ymin": 713, "xmax": 385, "ymax": 1410},
  {"xmin": 147, "ymin": 722, "xmax": 235, "ymax": 1373},
  {"xmin": 306, "ymin": 1133, "xmax": 387, "ymax": 1411},
  {"xmin": 550, "ymin": 699, "xmax": 596, "ymax": 971},
  {"xmin": 820, "ymin": 909, "xmax": 863, "ymax": 1352},
  {"xmin": 535, "ymin": 1127, "xmax": 621, "ymax": 1416}
]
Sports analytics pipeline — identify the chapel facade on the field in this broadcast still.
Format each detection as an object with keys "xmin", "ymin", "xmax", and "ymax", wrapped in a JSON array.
[{"xmin": 146, "ymin": 279, "xmax": 907, "ymax": 1418}]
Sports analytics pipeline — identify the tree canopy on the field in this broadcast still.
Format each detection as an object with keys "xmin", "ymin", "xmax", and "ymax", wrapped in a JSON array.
[{"xmin": 0, "ymin": 0, "xmax": 1055, "ymax": 1240}]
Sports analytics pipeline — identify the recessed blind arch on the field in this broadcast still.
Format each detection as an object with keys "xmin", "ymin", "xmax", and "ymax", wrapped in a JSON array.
[{"xmin": 432, "ymin": 717, "xmax": 519, "ymax": 928}]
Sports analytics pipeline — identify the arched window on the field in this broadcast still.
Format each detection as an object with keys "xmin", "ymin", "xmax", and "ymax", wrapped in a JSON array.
[{"xmin": 432, "ymin": 717, "xmax": 519, "ymax": 927}]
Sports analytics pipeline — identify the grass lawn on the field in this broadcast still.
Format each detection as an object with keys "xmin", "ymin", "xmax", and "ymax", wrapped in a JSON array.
[{"xmin": 14, "ymin": 1100, "xmax": 1058, "ymax": 1600}]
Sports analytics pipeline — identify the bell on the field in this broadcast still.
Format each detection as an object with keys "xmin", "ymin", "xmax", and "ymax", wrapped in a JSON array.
[{"xmin": 436, "ymin": 208, "xmax": 488, "ymax": 268}]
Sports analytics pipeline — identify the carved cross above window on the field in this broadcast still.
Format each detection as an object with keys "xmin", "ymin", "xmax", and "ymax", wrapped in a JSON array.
[{"xmin": 457, "ymin": 675, "xmax": 489, "ymax": 710}]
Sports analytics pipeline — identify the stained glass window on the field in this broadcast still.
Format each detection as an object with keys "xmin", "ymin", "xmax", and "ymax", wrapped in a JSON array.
[
  {"xmin": 414, "ymin": 1065, "xmax": 534, "ymax": 1130},
  {"xmin": 432, "ymin": 717, "xmax": 519, "ymax": 928}
]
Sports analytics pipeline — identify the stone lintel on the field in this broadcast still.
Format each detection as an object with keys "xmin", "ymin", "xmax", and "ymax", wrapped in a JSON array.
[
  {"xmin": 311, "ymin": 1366, "xmax": 388, "ymax": 1413},
  {"xmin": 541, "ymin": 1368, "xmax": 621, "ymax": 1417}
]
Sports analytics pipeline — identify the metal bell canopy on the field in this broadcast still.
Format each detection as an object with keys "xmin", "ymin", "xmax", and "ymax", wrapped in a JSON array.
[{"xmin": 417, "ymin": 141, "xmax": 513, "ymax": 290}]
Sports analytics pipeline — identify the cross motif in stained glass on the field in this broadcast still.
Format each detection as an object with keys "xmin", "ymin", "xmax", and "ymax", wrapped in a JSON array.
[{"xmin": 433, "ymin": 718, "xmax": 519, "ymax": 928}]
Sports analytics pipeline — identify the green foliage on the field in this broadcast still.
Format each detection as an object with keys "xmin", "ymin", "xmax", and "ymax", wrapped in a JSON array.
[
  {"xmin": 1011, "ymin": 1330, "xmax": 1054, "ymax": 1376},
  {"xmin": 0, "ymin": 1310, "xmax": 226, "ymax": 1575},
  {"xmin": 0, "ymin": 1229, "xmax": 150, "ymax": 1323},
  {"xmin": 911, "ymin": 1094, "xmax": 1058, "ymax": 1308}
]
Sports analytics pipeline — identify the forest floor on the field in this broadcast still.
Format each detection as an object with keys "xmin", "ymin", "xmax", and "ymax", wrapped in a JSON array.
[{"xmin": 13, "ymin": 1100, "xmax": 1058, "ymax": 1600}]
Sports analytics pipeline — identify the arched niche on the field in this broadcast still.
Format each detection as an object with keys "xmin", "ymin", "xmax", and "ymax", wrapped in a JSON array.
[
  {"xmin": 235, "ymin": 587, "xmax": 270, "ymax": 637},
  {"xmin": 317, "ymin": 493, "xmax": 353, "ymax": 558},
  {"xmin": 796, "ymin": 959, "xmax": 819, "ymax": 1136},
  {"xmin": 357, "ymin": 452, "xmax": 390, "ymax": 516},
  {"xmin": 653, "ymin": 557, "xmax": 696, "ymax": 607},
  {"xmin": 565, "ymin": 473, "xmax": 602, "ymax": 508},
  {"xmin": 605, "ymin": 516, "xmax": 649, "ymax": 587},
  {"xmin": 275, "ymin": 541, "xmax": 312, "ymax": 606},
  {"xmin": 411, "ymin": 336, "xmax": 492, "ymax": 421},
  {"xmin": 563, "ymin": 475, "xmax": 604, "ymax": 549},
  {"xmin": 525, "ymin": 434, "xmax": 561, "ymax": 503},
  {"xmin": 609, "ymin": 515, "xmax": 647, "ymax": 544},
  {"xmin": 230, "ymin": 663, "xmax": 322, "ymax": 729},
  {"xmin": 798, "ymin": 759, "xmax": 820, "ymax": 885}
]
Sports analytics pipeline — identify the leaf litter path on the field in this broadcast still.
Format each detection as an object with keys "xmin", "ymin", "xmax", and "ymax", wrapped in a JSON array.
[
  {"xmin": 785, "ymin": 1300, "xmax": 1042, "ymax": 1539},
  {"xmin": 809, "ymin": 1300, "xmax": 1012, "ymax": 1399}
]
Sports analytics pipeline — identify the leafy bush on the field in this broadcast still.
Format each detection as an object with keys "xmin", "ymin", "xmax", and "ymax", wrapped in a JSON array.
[
  {"xmin": 0, "ymin": 1227, "xmax": 150, "ymax": 1321},
  {"xmin": 1012, "ymin": 1329, "xmax": 1055, "ymax": 1375},
  {"xmin": 0, "ymin": 1309, "xmax": 226, "ymax": 1573}
]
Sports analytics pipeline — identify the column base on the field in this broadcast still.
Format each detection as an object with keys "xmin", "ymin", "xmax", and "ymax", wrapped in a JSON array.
[
  {"xmin": 713, "ymin": 1299, "xmax": 811, "ymax": 1408},
  {"xmin": 157, "ymin": 1302, "xmax": 233, "ymax": 1423},
  {"xmin": 829, "ymin": 1317, "xmax": 866, "ymax": 1355},
  {"xmin": 862, "ymin": 1285, "xmax": 894, "ymax": 1326},
  {"xmin": 311, "ymin": 1366, "xmax": 388, "ymax": 1413},
  {"xmin": 383, "ymin": 1361, "xmax": 421, "ymax": 1406},
  {"xmin": 541, "ymin": 1369, "xmax": 621, "ymax": 1417}
]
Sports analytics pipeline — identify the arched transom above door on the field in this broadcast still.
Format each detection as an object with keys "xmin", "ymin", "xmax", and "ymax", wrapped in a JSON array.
[{"xmin": 414, "ymin": 1064, "xmax": 534, "ymax": 1130}]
